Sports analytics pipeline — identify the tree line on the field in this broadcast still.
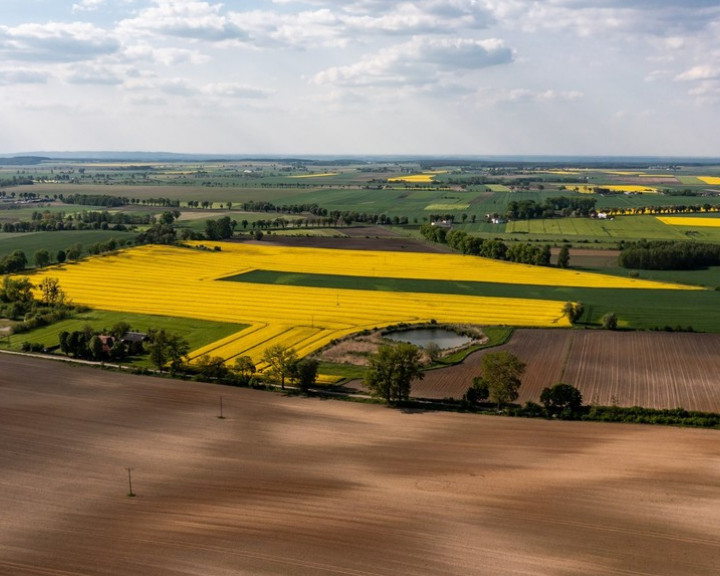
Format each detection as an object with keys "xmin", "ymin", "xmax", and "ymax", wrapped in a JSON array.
[
  {"xmin": 60, "ymin": 193, "xmax": 180, "ymax": 208},
  {"xmin": 505, "ymin": 196, "xmax": 597, "ymax": 219},
  {"xmin": 1, "ymin": 209, "xmax": 160, "ymax": 233},
  {"xmin": 420, "ymin": 225, "xmax": 554, "ymax": 266},
  {"xmin": 618, "ymin": 240, "xmax": 720, "ymax": 270}
]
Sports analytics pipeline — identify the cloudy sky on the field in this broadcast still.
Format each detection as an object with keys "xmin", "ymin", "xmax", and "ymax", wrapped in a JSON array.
[{"xmin": 1, "ymin": 0, "xmax": 719, "ymax": 156}]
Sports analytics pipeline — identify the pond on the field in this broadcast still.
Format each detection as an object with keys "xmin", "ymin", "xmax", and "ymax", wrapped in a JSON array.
[{"xmin": 384, "ymin": 328, "xmax": 473, "ymax": 349}]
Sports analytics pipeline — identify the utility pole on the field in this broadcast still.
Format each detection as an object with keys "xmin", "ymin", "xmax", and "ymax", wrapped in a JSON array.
[{"xmin": 126, "ymin": 467, "xmax": 135, "ymax": 497}]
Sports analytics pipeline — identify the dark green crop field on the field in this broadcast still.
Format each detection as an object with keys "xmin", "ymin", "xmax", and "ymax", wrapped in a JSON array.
[{"xmin": 223, "ymin": 269, "xmax": 720, "ymax": 332}]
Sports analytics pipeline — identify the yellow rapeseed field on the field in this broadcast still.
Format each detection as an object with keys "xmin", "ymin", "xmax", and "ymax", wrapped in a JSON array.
[
  {"xmin": 698, "ymin": 176, "xmax": 720, "ymax": 185},
  {"xmin": 657, "ymin": 216, "xmax": 720, "ymax": 228},
  {"xmin": 424, "ymin": 204, "xmax": 471, "ymax": 211},
  {"xmin": 388, "ymin": 170, "xmax": 448, "ymax": 183},
  {"xmin": 289, "ymin": 172, "xmax": 338, "ymax": 178},
  {"xmin": 28, "ymin": 243, "xmax": 695, "ymax": 364},
  {"xmin": 577, "ymin": 185, "xmax": 658, "ymax": 194}
]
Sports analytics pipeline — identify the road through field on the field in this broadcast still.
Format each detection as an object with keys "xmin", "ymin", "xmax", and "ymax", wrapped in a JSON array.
[{"xmin": 1, "ymin": 355, "xmax": 719, "ymax": 575}]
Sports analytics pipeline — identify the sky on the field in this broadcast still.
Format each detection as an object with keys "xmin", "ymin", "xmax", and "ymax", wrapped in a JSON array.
[{"xmin": 1, "ymin": 0, "xmax": 719, "ymax": 157}]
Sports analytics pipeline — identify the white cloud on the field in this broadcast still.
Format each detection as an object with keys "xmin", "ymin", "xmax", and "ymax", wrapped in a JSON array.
[
  {"xmin": 118, "ymin": 1, "xmax": 248, "ymax": 42},
  {"xmin": 473, "ymin": 87, "xmax": 584, "ymax": 106},
  {"xmin": 202, "ymin": 82, "xmax": 273, "ymax": 99},
  {"xmin": 487, "ymin": 0, "xmax": 720, "ymax": 37},
  {"xmin": 0, "ymin": 21, "xmax": 120, "ymax": 63},
  {"xmin": 675, "ymin": 65, "xmax": 720, "ymax": 81},
  {"xmin": 1, "ymin": 0, "xmax": 719, "ymax": 155},
  {"xmin": 121, "ymin": 42, "xmax": 210, "ymax": 66},
  {"xmin": 313, "ymin": 37, "xmax": 514, "ymax": 88},
  {"xmin": 72, "ymin": 0, "xmax": 106, "ymax": 12},
  {"xmin": 687, "ymin": 80, "xmax": 720, "ymax": 104},
  {"xmin": 122, "ymin": 76, "xmax": 272, "ymax": 101},
  {"xmin": 66, "ymin": 65, "xmax": 124, "ymax": 85},
  {"xmin": 0, "ymin": 68, "xmax": 50, "ymax": 85}
]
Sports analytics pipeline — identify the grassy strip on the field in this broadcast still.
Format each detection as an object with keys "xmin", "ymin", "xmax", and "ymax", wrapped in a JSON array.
[
  {"xmin": 222, "ymin": 269, "xmax": 720, "ymax": 332},
  {"xmin": 435, "ymin": 326, "xmax": 513, "ymax": 365}
]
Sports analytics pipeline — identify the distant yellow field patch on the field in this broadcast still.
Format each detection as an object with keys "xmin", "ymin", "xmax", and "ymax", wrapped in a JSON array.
[
  {"xmin": 577, "ymin": 185, "xmax": 658, "ymax": 194},
  {"xmin": 698, "ymin": 176, "xmax": 720, "ymax": 185},
  {"xmin": 290, "ymin": 172, "xmax": 338, "ymax": 178},
  {"xmin": 425, "ymin": 204, "xmax": 471, "ymax": 211},
  {"xmin": 657, "ymin": 216, "xmax": 720, "ymax": 227},
  {"xmin": 388, "ymin": 170, "xmax": 448, "ymax": 183},
  {"xmin": 602, "ymin": 171, "xmax": 646, "ymax": 176}
]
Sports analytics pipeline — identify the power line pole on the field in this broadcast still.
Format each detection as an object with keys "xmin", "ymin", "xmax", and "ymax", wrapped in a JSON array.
[{"xmin": 126, "ymin": 467, "xmax": 135, "ymax": 497}]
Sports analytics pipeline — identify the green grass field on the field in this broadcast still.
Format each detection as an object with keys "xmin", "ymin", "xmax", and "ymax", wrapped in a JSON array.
[
  {"xmin": 2, "ymin": 309, "xmax": 247, "ymax": 360},
  {"xmin": 0, "ymin": 230, "xmax": 137, "ymax": 260},
  {"xmin": 503, "ymin": 215, "xmax": 720, "ymax": 243},
  {"xmin": 0, "ymin": 204, "xmax": 104, "ymax": 222}
]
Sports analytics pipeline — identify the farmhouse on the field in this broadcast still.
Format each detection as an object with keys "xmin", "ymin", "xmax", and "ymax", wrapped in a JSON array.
[{"xmin": 121, "ymin": 331, "xmax": 149, "ymax": 344}]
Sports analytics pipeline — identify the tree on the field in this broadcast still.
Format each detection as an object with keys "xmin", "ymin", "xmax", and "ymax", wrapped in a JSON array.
[
  {"xmin": 602, "ymin": 312, "xmax": 618, "ymax": 330},
  {"xmin": 147, "ymin": 329, "xmax": 190, "ymax": 373},
  {"xmin": 59, "ymin": 330, "xmax": 71, "ymax": 355},
  {"xmin": 195, "ymin": 355, "xmax": 230, "ymax": 380},
  {"xmin": 89, "ymin": 335, "xmax": 105, "ymax": 361},
  {"xmin": 137, "ymin": 223, "xmax": 176, "ymax": 245},
  {"xmin": 262, "ymin": 344, "xmax": 298, "ymax": 389},
  {"xmin": 109, "ymin": 338, "xmax": 127, "ymax": 361},
  {"xmin": 109, "ymin": 321, "xmax": 132, "ymax": 339},
  {"xmin": 66, "ymin": 243, "xmax": 83, "ymax": 261},
  {"xmin": 0, "ymin": 250, "xmax": 27, "ymax": 273},
  {"xmin": 56, "ymin": 249, "xmax": 67, "ymax": 264},
  {"xmin": 557, "ymin": 245, "xmax": 570, "ymax": 268},
  {"xmin": 364, "ymin": 342, "xmax": 424, "ymax": 403},
  {"xmin": 290, "ymin": 358, "xmax": 320, "ymax": 393},
  {"xmin": 39, "ymin": 277, "xmax": 66, "ymax": 307},
  {"xmin": 464, "ymin": 376, "xmax": 489, "ymax": 405},
  {"xmin": 478, "ymin": 351, "xmax": 526, "ymax": 409},
  {"xmin": 34, "ymin": 249, "xmax": 51, "ymax": 269},
  {"xmin": 233, "ymin": 355, "xmax": 256, "ymax": 380},
  {"xmin": 563, "ymin": 301, "xmax": 584, "ymax": 324},
  {"xmin": 0, "ymin": 276, "xmax": 34, "ymax": 305},
  {"xmin": 67, "ymin": 330, "xmax": 88, "ymax": 358},
  {"xmin": 540, "ymin": 383, "xmax": 584, "ymax": 418},
  {"xmin": 424, "ymin": 341, "xmax": 441, "ymax": 363}
]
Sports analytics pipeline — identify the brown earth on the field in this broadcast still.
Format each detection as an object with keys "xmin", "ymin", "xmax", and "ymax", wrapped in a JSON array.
[
  {"xmin": 550, "ymin": 247, "xmax": 621, "ymax": 268},
  {"xmin": 254, "ymin": 226, "xmax": 454, "ymax": 253},
  {"xmin": 2, "ymin": 353, "xmax": 720, "ymax": 576},
  {"xmin": 399, "ymin": 330, "xmax": 720, "ymax": 412}
]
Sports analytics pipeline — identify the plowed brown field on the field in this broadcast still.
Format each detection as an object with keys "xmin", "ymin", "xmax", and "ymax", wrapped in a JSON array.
[
  {"xmin": 562, "ymin": 331, "xmax": 720, "ymax": 411},
  {"xmin": 2, "ymin": 354, "xmax": 720, "ymax": 576},
  {"xmin": 415, "ymin": 330, "xmax": 720, "ymax": 412}
]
